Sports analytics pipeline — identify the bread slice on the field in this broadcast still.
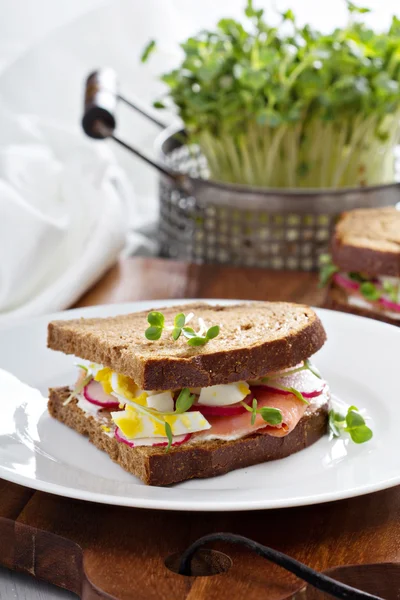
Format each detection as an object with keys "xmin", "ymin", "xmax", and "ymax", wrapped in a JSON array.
[
  {"xmin": 48, "ymin": 387, "xmax": 329, "ymax": 486},
  {"xmin": 48, "ymin": 302, "xmax": 326, "ymax": 391},
  {"xmin": 325, "ymin": 284, "xmax": 400, "ymax": 327},
  {"xmin": 331, "ymin": 207, "xmax": 400, "ymax": 276}
]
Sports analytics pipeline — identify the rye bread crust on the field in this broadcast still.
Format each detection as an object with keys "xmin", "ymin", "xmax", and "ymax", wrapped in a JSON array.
[
  {"xmin": 331, "ymin": 207, "xmax": 400, "ymax": 276},
  {"xmin": 325, "ymin": 285, "xmax": 400, "ymax": 327},
  {"xmin": 47, "ymin": 303, "xmax": 326, "ymax": 391},
  {"xmin": 49, "ymin": 387, "xmax": 329, "ymax": 487}
]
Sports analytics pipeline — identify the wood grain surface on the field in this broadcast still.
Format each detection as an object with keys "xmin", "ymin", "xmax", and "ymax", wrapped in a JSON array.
[{"xmin": 0, "ymin": 257, "xmax": 398, "ymax": 600}]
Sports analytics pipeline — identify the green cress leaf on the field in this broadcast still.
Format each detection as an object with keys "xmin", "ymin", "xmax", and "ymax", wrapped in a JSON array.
[
  {"xmin": 282, "ymin": 9, "xmax": 295, "ymax": 22},
  {"xmin": 206, "ymin": 325, "xmax": 220, "ymax": 339},
  {"xmin": 174, "ymin": 313, "xmax": 186, "ymax": 328},
  {"xmin": 175, "ymin": 388, "xmax": 196, "ymax": 413},
  {"xmin": 141, "ymin": 39, "xmax": 156, "ymax": 63},
  {"xmin": 275, "ymin": 385, "xmax": 308, "ymax": 405},
  {"xmin": 187, "ymin": 336, "xmax": 208, "ymax": 347},
  {"xmin": 145, "ymin": 326, "xmax": 163, "ymax": 341},
  {"xmin": 345, "ymin": 406, "xmax": 366, "ymax": 429},
  {"xmin": 153, "ymin": 100, "xmax": 166, "ymax": 109},
  {"xmin": 328, "ymin": 410, "xmax": 346, "ymax": 437},
  {"xmin": 319, "ymin": 255, "xmax": 339, "ymax": 288},
  {"xmin": 383, "ymin": 280, "xmax": 399, "ymax": 303},
  {"xmin": 360, "ymin": 282, "xmax": 381, "ymax": 301},
  {"xmin": 346, "ymin": 1, "xmax": 371, "ymax": 14},
  {"xmin": 251, "ymin": 398, "xmax": 258, "ymax": 425},
  {"xmin": 287, "ymin": 387, "xmax": 309, "ymax": 405},
  {"xmin": 164, "ymin": 422, "xmax": 173, "ymax": 452},
  {"xmin": 182, "ymin": 327, "xmax": 196, "ymax": 339},
  {"xmin": 147, "ymin": 311, "xmax": 165, "ymax": 328},
  {"xmin": 172, "ymin": 327, "xmax": 182, "ymax": 341},
  {"xmin": 319, "ymin": 264, "xmax": 338, "ymax": 288},
  {"xmin": 260, "ymin": 407, "xmax": 283, "ymax": 425},
  {"xmin": 348, "ymin": 425, "xmax": 373, "ymax": 444}
]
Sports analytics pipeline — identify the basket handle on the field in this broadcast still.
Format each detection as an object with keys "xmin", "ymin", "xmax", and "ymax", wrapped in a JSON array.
[{"xmin": 82, "ymin": 69, "xmax": 190, "ymax": 189}]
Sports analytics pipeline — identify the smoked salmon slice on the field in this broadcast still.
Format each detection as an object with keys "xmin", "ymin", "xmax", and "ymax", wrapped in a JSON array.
[{"xmin": 195, "ymin": 389, "xmax": 307, "ymax": 441}]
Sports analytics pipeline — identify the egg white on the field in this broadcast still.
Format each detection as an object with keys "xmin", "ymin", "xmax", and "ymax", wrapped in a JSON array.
[{"xmin": 198, "ymin": 382, "xmax": 250, "ymax": 406}]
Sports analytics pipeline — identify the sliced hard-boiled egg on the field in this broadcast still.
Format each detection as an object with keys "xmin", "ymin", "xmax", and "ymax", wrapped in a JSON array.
[
  {"xmin": 111, "ymin": 405, "xmax": 210, "ymax": 440},
  {"xmin": 146, "ymin": 391, "xmax": 174, "ymax": 413},
  {"xmin": 198, "ymin": 381, "xmax": 250, "ymax": 407}
]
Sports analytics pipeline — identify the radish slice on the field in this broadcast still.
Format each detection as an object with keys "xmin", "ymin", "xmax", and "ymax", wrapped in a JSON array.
[
  {"xmin": 379, "ymin": 297, "xmax": 400, "ymax": 313},
  {"xmin": 251, "ymin": 368, "xmax": 326, "ymax": 399},
  {"xmin": 83, "ymin": 380, "xmax": 120, "ymax": 409},
  {"xmin": 189, "ymin": 394, "xmax": 254, "ymax": 416},
  {"xmin": 251, "ymin": 384, "xmax": 325, "ymax": 399},
  {"xmin": 115, "ymin": 427, "xmax": 191, "ymax": 448},
  {"xmin": 333, "ymin": 273, "xmax": 360, "ymax": 292}
]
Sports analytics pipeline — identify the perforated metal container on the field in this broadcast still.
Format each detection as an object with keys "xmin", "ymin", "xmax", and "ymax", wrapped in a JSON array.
[{"xmin": 156, "ymin": 126, "xmax": 400, "ymax": 271}]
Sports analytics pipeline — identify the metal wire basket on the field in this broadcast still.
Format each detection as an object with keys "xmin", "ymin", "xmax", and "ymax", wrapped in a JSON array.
[
  {"xmin": 83, "ymin": 69, "xmax": 400, "ymax": 271},
  {"xmin": 156, "ymin": 127, "xmax": 400, "ymax": 270}
]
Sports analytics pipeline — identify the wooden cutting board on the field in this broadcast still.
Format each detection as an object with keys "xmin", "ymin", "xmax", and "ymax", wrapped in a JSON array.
[{"xmin": 0, "ymin": 258, "xmax": 399, "ymax": 600}]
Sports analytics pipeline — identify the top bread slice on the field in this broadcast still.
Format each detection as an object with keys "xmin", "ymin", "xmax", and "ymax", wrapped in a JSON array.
[
  {"xmin": 331, "ymin": 206, "xmax": 400, "ymax": 276},
  {"xmin": 47, "ymin": 302, "xmax": 326, "ymax": 391}
]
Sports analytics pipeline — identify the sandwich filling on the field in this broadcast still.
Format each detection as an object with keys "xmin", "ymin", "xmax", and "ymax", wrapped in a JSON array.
[
  {"xmin": 320, "ymin": 255, "xmax": 400, "ymax": 320},
  {"xmin": 67, "ymin": 361, "xmax": 330, "ymax": 449}
]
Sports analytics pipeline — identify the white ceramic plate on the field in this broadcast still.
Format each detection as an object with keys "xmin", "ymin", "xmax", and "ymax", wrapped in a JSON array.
[{"xmin": 0, "ymin": 299, "xmax": 399, "ymax": 511}]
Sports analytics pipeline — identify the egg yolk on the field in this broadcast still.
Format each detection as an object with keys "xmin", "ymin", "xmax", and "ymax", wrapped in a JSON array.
[
  {"xmin": 94, "ymin": 368, "xmax": 113, "ymax": 394},
  {"xmin": 125, "ymin": 393, "xmax": 148, "ymax": 409},
  {"xmin": 152, "ymin": 414, "xmax": 177, "ymax": 436},
  {"xmin": 238, "ymin": 382, "xmax": 250, "ymax": 396},
  {"xmin": 115, "ymin": 412, "xmax": 143, "ymax": 438},
  {"xmin": 116, "ymin": 374, "xmax": 139, "ymax": 400}
]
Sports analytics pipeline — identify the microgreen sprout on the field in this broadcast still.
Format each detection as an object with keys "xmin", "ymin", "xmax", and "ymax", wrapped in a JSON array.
[
  {"xmin": 329, "ymin": 405, "xmax": 373, "ymax": 443},
  {"xmin": 360, "ymin": 282, "xmax": 381, "ymax": 301},
  {"xmin": 164, "ymin": 422, "xmax": 173, "ymax": 452},
  {"xmin": 382, "ymin": 280, "xmax": 399, "ymax": 303},
  {"xmin": 140, "ymin": 39, "xmax": 156, "ymax": 63},
  {"xmin": 175, "ymin": 388, "xmax": 196, "ymax": 413},
  {"xmin": 145, "ymin": 311, "xmax": 165, "ymax": 340},
  {"xmin": 241, "ymin": 398, "xmax": 283, "ymax": 426},
  {"xmin": 145, "ymin": 311, "xmax": 220, "ymax": 346},
  {"xmin": 63, "ymin": 372, "xmax": 93, "ymax": 406},
  {"xmin": 319, "ymin": 254, "xmax": 338, "ymax": 288}
]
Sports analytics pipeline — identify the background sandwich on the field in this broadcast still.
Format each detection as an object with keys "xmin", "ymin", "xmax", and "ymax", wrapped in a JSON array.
[
  {"xmin": 47, "ymin": 302, "xmax": 330, "ymax": 486},
  {"xmin": 321, "ymin": 207, "xmax": 400, "ymax": 326}
]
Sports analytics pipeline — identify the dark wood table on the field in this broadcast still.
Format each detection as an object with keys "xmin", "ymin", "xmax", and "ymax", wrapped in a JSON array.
[{"xmin": 0, "ymin": 258, "xmax": 399, "ymax": 600}]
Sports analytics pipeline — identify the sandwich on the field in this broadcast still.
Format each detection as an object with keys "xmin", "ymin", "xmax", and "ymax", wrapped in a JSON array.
[
  {"xmin": 47, "ymin": 302, "xmax": 331, "ymax": 486},
  {"xmin": 321, "ymin": 206, "xmax": 400, "ymax": 325}
]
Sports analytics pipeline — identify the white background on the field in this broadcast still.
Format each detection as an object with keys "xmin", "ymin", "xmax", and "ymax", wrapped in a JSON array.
[{"xmin": 0, "ymin": 1, "xmax": 398, "ymax": 598}]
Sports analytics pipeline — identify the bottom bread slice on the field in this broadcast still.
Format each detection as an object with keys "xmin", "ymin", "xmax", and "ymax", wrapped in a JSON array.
[
  {"xmin": 49, "ymin": 387, "xmax": 329, "ymax": 486},
  {"xmin": 325, "ymin": 285, "xmax": 400, "ymax": 327}
]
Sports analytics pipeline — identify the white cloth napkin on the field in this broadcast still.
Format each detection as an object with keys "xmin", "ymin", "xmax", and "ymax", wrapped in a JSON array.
[{"xmin": 0, "ymin": 109, "xmax": 131, "ymax": 323}]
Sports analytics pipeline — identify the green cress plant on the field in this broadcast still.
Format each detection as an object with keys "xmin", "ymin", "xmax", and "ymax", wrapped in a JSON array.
[
  {"xmin": 329, "ymin": 405, "xmax": 373, "ymax": 443},
  {"xmin": 143, "ymin": 1, "xmax": 400, "ymax": 189},
  {"xmin": 145, "ymin": 311, "xmax": 220, "ymax": 346}
]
